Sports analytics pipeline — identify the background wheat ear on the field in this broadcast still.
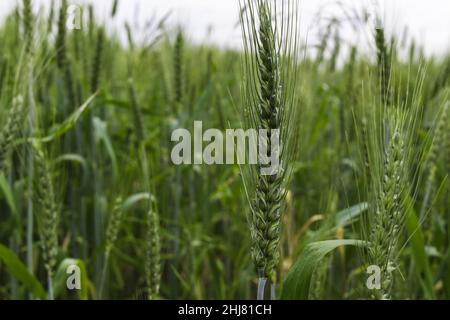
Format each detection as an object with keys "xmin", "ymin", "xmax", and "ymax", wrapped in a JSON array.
[
  {"xmin": 0, "ymin": 95, "xmax": 25, "ymax": 173},
  {"xmin": 22, "ymin": 0, "xmax": 34, "ymax": 58},
  {"xmin": 33, "ymin": 143, "xmax": 59, "ymax": 300},
  {"xmin": 173, "ymin": 28, "xmax": 184, "ymax": 114},
  {"xmin": 99, "ymin": 196, "xmax": 124, "ymax": 299},
  {"xmin": 111, "ymin": 0, "xmax": 119, "ymax": 18},
  {"xmin": 126, "ymin": 76, "xmax": 162, "ymax": 300},
  {"xmin": 145, "ymin": 203, "xmax": 161, "ymax": 300},
  {"xmin": 420, "ymin": 100, "xmax": 449, "ymax": 222},
  {"xmin": 375, "ymin": 24, "xmax": 392, "ymax": 106},
  {"xmin": 357, "ymin": 63, "xmax": 428, "ymax": 299},
  {"xmin": 91, "ymin": 27, "xmax": 104, "ymax": 94},
  {"xmin": 55, "ymin": 0, "xmax": 67, "ymax": 71},
  {"xmin": 239, "ymin": 0, "xmax": 301, "ymax": 300}
]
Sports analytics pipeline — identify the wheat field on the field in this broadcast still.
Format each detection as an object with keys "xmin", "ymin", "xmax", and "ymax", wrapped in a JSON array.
[{"xmin": 0, "ymin": 0, "xmax": 449, "ymax": 300}]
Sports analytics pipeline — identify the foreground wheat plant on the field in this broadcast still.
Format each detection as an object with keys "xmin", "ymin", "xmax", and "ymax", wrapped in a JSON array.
[{"xmin": 239, "ymin": 0, "xmax": 300, "ymax": 300}]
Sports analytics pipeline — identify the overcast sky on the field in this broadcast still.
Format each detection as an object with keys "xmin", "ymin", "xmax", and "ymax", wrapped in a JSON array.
[{"xmin": 1, "ymin": 0, "xmax": 449, "ymax": 57}]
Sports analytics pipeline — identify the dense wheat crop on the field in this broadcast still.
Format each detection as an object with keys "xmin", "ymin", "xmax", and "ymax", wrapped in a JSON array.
[{"xmin": 0, "ymin": 0, "xmax": 448, "ymax": 300}]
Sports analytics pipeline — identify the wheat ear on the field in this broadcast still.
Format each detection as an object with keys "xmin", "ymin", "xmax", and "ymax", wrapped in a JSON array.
[
  {"xmin": 0, "ymin": 96, "xmax": 25, "ymax": 173},
  {"xmin": 34, "ymin": 144, "xmax": 59, "ymax": 300},
  {"xmin": 99, "ymin": 197, "xmax": 124, "ymax": 299},
  {"xmin": 240, "ymin": 0, "xmax": 300, "ymax": 300}
]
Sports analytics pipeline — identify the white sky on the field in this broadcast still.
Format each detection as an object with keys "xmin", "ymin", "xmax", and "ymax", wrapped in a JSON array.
[{"xmin": 1, "ymin": 0, "xmax": 450, "ymax": 57}]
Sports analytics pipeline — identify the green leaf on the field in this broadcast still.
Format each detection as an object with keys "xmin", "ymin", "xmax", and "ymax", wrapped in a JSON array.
[
  {"xmin": 92, "ymin": 117, "xmax": 119, "ymax": 178},
  {"xmin": 33, "ymin": 93, "xmax": 97, "ymax": 143},
  {"xmin": 335, "ymin": 202, "xmax": 368, "ymax": 227},
  {"xmin": 404, "ymin": 196, "xmax": 436, "ymax": 299},
  {"xmin": 0, "ymin": 244, "xmax": 47, "ymax": 299},
  {"xmin": 56, "ymin": 154, "xmax": 87, "ymax": 170},
  {"xmin": 122, "ymin": 192, "xmax": 153, "ymax": 211},
  {"xmin": 281, "ymin": 240, "xmax": 366, "ymax": 300},
  {"xmin": 53, "ymin": 258, "xmax": 89, "ymax": 300},
  {"xmin": 0, "ymin": 174, "xmax": 17, "ymax": 215}
]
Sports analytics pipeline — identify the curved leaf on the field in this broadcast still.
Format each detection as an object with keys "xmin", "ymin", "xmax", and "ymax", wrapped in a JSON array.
[
  {"xmin": 56, "ymin": 154, "xmax": 87, "ymax": 170},
  {"xmin": 0, "ymin": 244, "xmax": 47, "ymax": 299},
  {"xmin": 93, "ymin": 117, "xmax": 119, "ymax": 178},
  {"xmin": 122, "ymin": 192, "xmax": 153, "ymax": 211},
  {"xmin": 34, "ymin": 93, "xmax": 98, "ymax": 143},
  {"xmin": 335, "ymin": 202, "xmax": 368, "ymax": 227},
  {"xmin": 0, "ymin": 174, "xmax": 17, "ymax": 215},
  {"xmin": 281, "ymin": 240, "xmax": 366, "ymax": 300},
  {"xmin": 404, "ymin": 195, "xmax": 436, "ymax": 299}
]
